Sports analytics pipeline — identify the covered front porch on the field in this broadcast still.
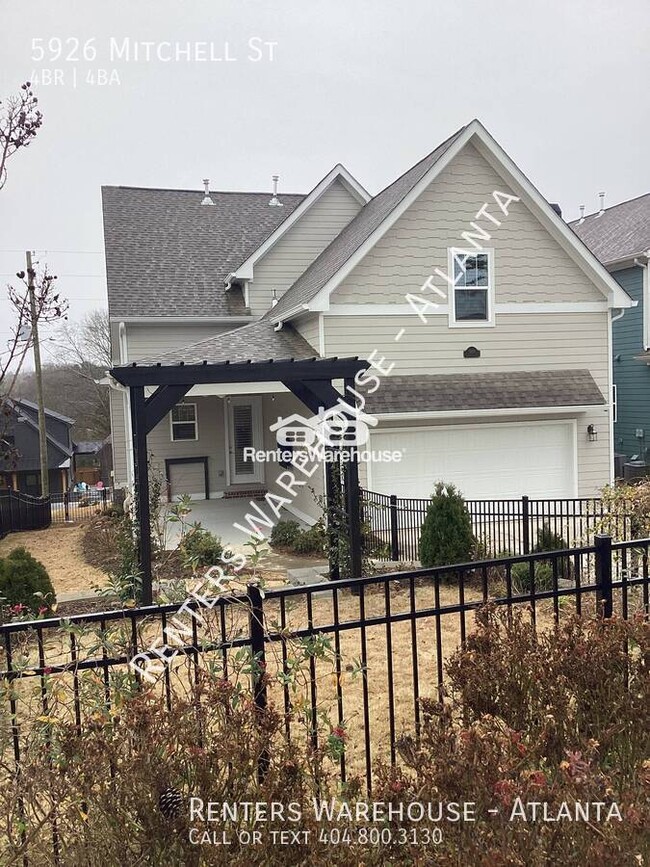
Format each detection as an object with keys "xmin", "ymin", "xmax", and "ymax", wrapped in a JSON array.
[{"xmin": 110, "ymin": 320, "xmax": 369, "ymax": 603}]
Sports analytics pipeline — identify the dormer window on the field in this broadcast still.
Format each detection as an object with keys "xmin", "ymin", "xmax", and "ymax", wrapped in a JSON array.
[{"xmin": 449, "ymin": 248, "xmax": 494, "ymax": 327}]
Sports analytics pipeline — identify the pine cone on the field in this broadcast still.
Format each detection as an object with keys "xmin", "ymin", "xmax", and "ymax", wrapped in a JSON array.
[{"xmin": 159, "ymin": 787, "xmax": 183, "ymax": 820}]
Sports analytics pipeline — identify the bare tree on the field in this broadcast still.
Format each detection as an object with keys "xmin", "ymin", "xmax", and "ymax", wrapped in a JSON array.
[
  {"xmin": 0, "ymin": 82, "xmax": 43, "ymax": 190},
  {"xmin": 1, "ymin": 267, "xmax": 67, "ymax": 465},
  {"xmin": 54, "ymin": 309, "xmax": 111, "ymax": 437}
]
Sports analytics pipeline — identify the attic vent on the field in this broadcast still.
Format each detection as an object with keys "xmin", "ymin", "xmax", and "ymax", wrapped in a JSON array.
[
  {"xmin": 269, "ymin": 174, "xmax": 283, "ymax": 207},
  {"xmin": 201, "ymin": 178, "xmax": 215, "ymax": 206}
]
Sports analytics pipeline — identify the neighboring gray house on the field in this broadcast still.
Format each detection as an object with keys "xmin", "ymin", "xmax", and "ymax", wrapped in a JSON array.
[
  {"xmin": 570, "ymin": 194, "xmax": 649, "ymax": 472},
  {"xmin": 103, "ymin": 120, "xmax": 632, "ymax": 523},
  {"xmin": 0, "ymin": 399, "xmax": 74, "ymax": 495}
]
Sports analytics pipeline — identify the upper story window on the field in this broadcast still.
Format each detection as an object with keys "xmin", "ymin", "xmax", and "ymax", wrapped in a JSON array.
[
  {"xmin": 170, "ymin": 403, "xmax": 198, "ymax": 441},
  {"xmin": 449, "ymin": 248, "xmax": 494, "ymax": 327}
]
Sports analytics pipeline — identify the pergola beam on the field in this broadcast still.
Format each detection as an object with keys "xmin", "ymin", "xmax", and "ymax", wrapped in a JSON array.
[{"xmin": 111, "ymin": 358, "xmax": 366, "ymax": 388}]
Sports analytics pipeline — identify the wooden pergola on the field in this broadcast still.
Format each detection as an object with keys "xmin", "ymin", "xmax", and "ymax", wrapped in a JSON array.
[{"xmin": 110, "ymin": 356, "xmax": 369, "ymax": 604}]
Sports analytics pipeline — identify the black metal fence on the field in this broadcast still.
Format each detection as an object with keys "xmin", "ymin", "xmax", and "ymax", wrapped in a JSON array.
[
  {"xmin": 49, "ymin": 487, "xmax": 114, "ymax": 524},
  {"xmin": 0, "ymin": 487, "xmax": 51, "ymax": 538},
  {"xmin": 361, "ymin": 488, "xmax": 634, "ymax": 561},
  {"xmin": 0, "ymin": 534, "xmax": 647, "ymax": 836}
]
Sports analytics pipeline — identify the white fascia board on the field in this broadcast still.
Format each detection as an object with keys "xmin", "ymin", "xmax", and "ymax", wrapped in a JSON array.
[
  {"xmin": 374, "ymin": 405, "xmax": 604, "ymax": 422},
  {"xmin": 287, "ymin": 119, "xmax": 633, "ymax": 319},
  {"xmin": 326, "ymin": 302, "xmax": 608, "ymax": 315},
  {"xmin": 232, "ymin": 164, "xmax": 370, "ymax": 282}
]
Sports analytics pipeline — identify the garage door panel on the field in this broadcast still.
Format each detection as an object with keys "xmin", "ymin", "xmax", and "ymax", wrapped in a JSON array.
[
  {"xmin": 169, "ymin": 463, "xmax": 207, "ymax": 500},
  {"xmin": 369, "ymin": 422, "xmax": 575, "ymax": 500}
]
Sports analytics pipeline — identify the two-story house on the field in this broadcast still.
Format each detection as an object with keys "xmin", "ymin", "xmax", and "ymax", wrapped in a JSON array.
[
  {"xmin": 0, "ymin": 399, "xmax": 74, "ymax": 495},
  {"xmin": 570, "ymin": 194, "xmax": 650, "ymax": 470},
  {"xmin": 103, "ymin": 120, "xmax": 632, "ymax": 525}
]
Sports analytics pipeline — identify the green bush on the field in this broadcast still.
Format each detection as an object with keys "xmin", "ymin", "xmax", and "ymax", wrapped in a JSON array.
[
  {"xmin": 510, "ymin": 561, "xmax": 554, "ymax": 594},
  {"xmin": 269, "ymin": 520, "xmax": 302, "ymax": 549},
  {"xmin": 179, "ymin": 524, "xmax": 224, "ymax": 567},
  {"xmin": 419, "ymin": 481, "xmax": 475, "ymax": 568},
  {"xmin": 291, "ymin": 523, "xmax": 326, "ymax": 556},
  {"xmin": 0, "ymin": 547, "xmax": 56, "ymax": 614},
  {"xmin": 534, "ymin": 522, "xmax": 568, "ymax": 553}
]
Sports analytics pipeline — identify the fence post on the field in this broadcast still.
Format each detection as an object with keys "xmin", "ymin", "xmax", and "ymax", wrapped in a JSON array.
[
  {"xmin": 594, "ymin": 533, "xmax": 613, "ymax": 618},
  {"xmin": 389, "ymin": 495, "xmax": 399, "ymax": 561},
  {"xmin": 248, "ymin": 583, "xmax": 269, "ymax": 780},
  {"xmin": 101, "ymin": 487, "xmax": 107, "ymax": 507},
  {"xmin": 64, "ymin": 490, "xmax": 70, "ymax": 523},
  {"xmin": 521, "ymin": 495, "xmax": 530, "ymax": 555}
]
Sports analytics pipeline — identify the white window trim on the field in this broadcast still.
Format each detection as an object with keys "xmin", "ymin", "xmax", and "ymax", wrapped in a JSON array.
[
  {"xmin": 170, "ymin": 402, "xmax": 199, "ymax": 442},
  {"xmin": 448, "ymin": 247, "xmax": 495, "ymax": 328}
]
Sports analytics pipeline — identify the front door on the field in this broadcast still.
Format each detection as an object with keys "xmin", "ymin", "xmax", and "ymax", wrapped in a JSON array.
[{"xmin": 227, "ymin": 397, "xmax": 264, "ymax": 485}]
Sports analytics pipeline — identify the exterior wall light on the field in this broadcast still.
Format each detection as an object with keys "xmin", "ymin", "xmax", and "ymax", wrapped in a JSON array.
[{"xmin": 587, "ymin": 424, "xmax": 597, "ymax": 442}]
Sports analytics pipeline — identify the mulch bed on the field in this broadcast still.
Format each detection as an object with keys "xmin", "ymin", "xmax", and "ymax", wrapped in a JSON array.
[{"xmin": 82, "ymin": 515, "xmax": 192, "ymax": 583}]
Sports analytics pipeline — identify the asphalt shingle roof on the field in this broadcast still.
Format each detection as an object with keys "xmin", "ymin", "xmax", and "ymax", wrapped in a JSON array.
[
  {"xmin": 134, "ymin": 319, "xmax": 319, "ymax": 366},
  {"xmin": 266, "ymin": 126, "xmax": 467, "ymax": 320},
  {"xmin": 365, "ymin": 370, "xmax": 605, "ymax": 413},
  {"xmin": 569, "ymin": 193, "xmax": 650, "ymax": 265},
  {"xmin": 102, "ymin": 186, "xmax": 305, "ymax": 318}
]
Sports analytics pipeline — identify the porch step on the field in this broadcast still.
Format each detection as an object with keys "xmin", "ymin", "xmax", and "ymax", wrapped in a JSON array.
[{"xmin": 223, "ymin": 488, "xmax": 268, "ymax": 500}]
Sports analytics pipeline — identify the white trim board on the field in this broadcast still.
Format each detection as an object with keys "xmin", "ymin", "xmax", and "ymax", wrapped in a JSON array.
[
  {"xmin": 274, "ymin": 120, "xmax": 633, "ymax": 322},
  {"xmin": 373, "ymin": 405, "xmax": 603, "ymax": 422},
  {"xmin": 232, "ymin": 165, "xmax": 370, "ymax": 282},
  {"xmin": 325, "ymin": 302, "xmax": 608, "ymax": 316}
]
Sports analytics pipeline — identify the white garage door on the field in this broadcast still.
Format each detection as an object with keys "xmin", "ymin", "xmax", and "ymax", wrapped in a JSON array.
[
  {"xmin": 168, "ymin": 462, "xmax": 207, "ymax": 500},
  {"xmin": 368, "ymin": 421, "xmax": 576, "ymax": 500}
]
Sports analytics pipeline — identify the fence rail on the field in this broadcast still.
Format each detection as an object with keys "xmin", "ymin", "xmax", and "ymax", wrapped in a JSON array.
[
  {"xmin": 361, "ymin": 488, "xmax": 634, "ymax": 561},
  {"xmin": 49, "ymin": 486, "xmax": 113, "ymax": 524},
  {"xmin": 0, "ymin": 487, "xmax": 51, "ymax": 538},
  {"xmin": 0, "ymin": 534, "xmax": 647, "ymax": 820}
]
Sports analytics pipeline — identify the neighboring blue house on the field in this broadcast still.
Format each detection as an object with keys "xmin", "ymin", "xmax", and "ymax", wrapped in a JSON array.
[{"xmin": 571, "ymin": 194, "xmax": 650, "ymax": 473}]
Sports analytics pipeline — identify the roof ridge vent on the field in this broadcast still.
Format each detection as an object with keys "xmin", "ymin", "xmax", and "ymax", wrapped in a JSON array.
[
  {"xmin": 201, "ymin": 178, "xmax": 215, "ymax": 206},
  {"xmin": 269, "ymin": 174, "xmax": 283, "ymax": 207}
]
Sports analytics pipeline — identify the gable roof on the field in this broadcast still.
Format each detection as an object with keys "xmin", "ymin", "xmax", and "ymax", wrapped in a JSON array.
[
  {"xmin": 232, "ymin": 165, "xmax": 369, "ymax": 282},
  {"xmin": 14, "ymin": 398, "xmax": 74, "ymax": 425},
  {"xmin": 6, "ymin": 401, "xmax": 73, "ymax": 462},
  {"xmin": 569, "ymin": 192, "xmax": 650, "ymax": 266},
  {"xmin": 268, "ymin": 120, "xmax": 634, "ymax": 321},
  {"xmin": 133, "ymin": 319, "xmax": 318, "ymax": 367},
  {"xmin": 266, "ymin": 126, "xmax": 466, "ymax": 321},
  {"xmin": 102, "ymin": 186, "xmax": 306, "ymax": 319}
]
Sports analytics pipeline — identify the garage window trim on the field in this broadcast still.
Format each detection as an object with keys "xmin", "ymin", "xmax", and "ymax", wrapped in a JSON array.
[
  {"xmin": 170, "ymin": 403, "xmax": 198, "ymax": 442},
  {"xmin": 448, "ymin": 247, "xmax": 495, "ymax": 328}
]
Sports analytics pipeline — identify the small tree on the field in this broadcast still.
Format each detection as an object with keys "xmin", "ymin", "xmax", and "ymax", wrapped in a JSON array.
[
  {"xmin": 0, "ymin": 82, "xmax": 43, "ymax": 191},
  {"xmin": 419, "ymin": 481, "xmax": 475, "ymax": 568}
]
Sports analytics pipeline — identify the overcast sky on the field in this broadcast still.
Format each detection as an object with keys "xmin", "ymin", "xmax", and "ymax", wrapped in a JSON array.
[{"xmin": 1, "ymin": 0, "xmax": 648, "ymax": 365}]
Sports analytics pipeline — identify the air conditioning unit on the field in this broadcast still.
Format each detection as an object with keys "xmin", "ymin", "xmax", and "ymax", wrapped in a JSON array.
[{"xmin": 623, "ymin": 461, "xmax": 650, "ymax": 482}]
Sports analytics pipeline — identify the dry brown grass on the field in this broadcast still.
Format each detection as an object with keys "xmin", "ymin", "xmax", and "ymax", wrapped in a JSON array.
[{"xmin": 0, "ymin": 524, "xmax": 108, "ymax": 596}]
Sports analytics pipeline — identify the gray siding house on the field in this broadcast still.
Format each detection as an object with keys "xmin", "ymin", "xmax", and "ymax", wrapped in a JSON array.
[
  {"xmin": 0, "ymin": 399, "xmax": 74, "ymax": 495},
  {"xmin": 103, "ymin": 120, "xmax": 633, "ymax": 524},
  {"xmin": 571, "ymin": 194, "xmax": 650, "ymax": 469}
]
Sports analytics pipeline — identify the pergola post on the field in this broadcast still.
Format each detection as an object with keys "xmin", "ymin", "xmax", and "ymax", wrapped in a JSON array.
[
  {"xmin": 129, "ymin": 385, "xmax": 153, "ymax": 605},
  {"xmin": 324, "ymin": 460, "xmax": 341, "ymax": 581},
  {"xmin": 343, "ymin": 377, "xmax": 363, "ymax": 579}
]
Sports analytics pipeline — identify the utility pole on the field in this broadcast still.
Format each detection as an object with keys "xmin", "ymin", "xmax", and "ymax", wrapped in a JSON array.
[{"xmin": 26, "ymin": 250, "xmax": 49, "ymax": 497}]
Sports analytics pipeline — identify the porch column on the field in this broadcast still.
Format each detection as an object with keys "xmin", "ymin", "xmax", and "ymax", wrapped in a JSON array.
[
  {"xmin": 11, "ymin": 472, "xmax": 18, "ymax": 490},
  {"xmin": 129, "ymin": 385, "xmax": 153, "ymax": 605},
  {"xmin": 343, "ymin": 377, "xmax": 363, "ymax": 580}
]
